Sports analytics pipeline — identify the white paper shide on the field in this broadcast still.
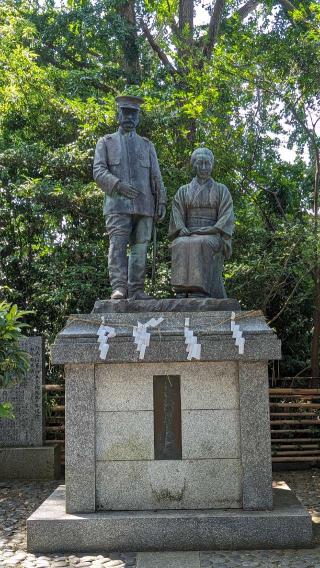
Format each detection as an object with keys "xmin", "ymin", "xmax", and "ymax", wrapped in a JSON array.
[
  {"xmin": 97, "ymin": 321, "xmax": 116, "ymax": 360},
  {"xmin": 231, "ymin": 312, "xmax": 245, "ymax": 354},
  {"xmin": 133, "ymin": 317, "xmax": 164, "ymax": 360},
  {"xmin": 184, "ymin": 317, "xmax": 201, "ymax": 360}
]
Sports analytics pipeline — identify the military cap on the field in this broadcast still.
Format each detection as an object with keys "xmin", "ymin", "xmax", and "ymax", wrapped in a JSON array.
[{"xmin": 115, "ymin": 95, "xmax": 145, "ymax": 110}]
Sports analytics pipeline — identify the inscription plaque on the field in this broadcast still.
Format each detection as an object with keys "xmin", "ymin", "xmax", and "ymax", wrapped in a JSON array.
[
  {"xmin": 153, "ymin": 375, "xmax": 182, "ymax": 460},
  {"xmin": 0, "ymin": 336, "xmax": 44, "ymax": 447}
]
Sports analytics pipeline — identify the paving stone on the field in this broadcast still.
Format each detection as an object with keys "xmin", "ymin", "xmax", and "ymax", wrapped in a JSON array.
[
  {"xmin": 137, "ymin": 552, "xmax": 200, "ymax": 568},
  {"xmin": 2, "ymin": 474, "xmax": 320, "ymax": 567}
]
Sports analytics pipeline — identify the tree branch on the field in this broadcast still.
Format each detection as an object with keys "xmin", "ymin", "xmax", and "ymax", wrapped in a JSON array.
[
  {"xmin": 235, "ymin": 0, "xmax": 261, "ymax": 21},
  {"xmin": 204, "ymin": 0, "xmax": 225, "ymax": 58},
  {"xmin": 278, "ymin": 0, "xmax": 296, "ymax": 14},
  {"xmin": 179, "ymin": 0, "xmax": 194, "ymax": 34},
  {"xmin": 231, "ymin": 0, "xmax": 298, "ymax": 27},
  {"xmin": 268, "ymin": 271, "xmax": 306, "ymax": 325},
  {"xmin": 139, "ymin": 19, "xmax": 178, "ymax": 77}
]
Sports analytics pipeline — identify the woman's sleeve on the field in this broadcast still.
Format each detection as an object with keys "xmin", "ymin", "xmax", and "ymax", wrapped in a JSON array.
[
  {"xmin": 214, "ymin": 184, "xmax": 234, "ymax": 259},
  {"xmin": 168, "ymin": 188, "xmax": 187, "ymax": 241}
]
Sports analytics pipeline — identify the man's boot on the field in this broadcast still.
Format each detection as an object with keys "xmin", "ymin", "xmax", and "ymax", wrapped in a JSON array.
[
  {"xmin": 108, "ymin": 236, "xmax": 128, "ymax": 299},
  {"xmin": 128, "ymin": 243, "xmax": 152, "ymax": 300},
  {"xmin": 111, "ymin": 287, "xmax": 127, "ymax": 300}
]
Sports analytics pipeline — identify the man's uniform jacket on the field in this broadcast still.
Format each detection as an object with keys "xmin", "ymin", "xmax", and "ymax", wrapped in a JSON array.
[{"xmin": 93, "ymin": 130, "xmax": 166, "ymax": 217}]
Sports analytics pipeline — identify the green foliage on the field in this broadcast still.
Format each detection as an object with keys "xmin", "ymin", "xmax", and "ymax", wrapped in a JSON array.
[
  {"xmin": 0, "ymin": 402, "xmax": 15, "ymax": 419},
  {"xmin": 0, "ymin": 0, "xmax": 319, "ymax": 379},
  {"xmin": 0, "ymin": 302, "xmax": 31, "ymax": 419}
]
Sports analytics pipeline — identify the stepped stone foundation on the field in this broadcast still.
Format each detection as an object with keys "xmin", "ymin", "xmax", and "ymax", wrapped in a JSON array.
[{"xmin": 27, "ymin": 300, "xmax": 312, "ymax": 551}]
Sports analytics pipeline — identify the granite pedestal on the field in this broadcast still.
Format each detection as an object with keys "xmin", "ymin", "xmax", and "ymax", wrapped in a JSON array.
[{"xmin": 27, "ymin": 301, "xmax": 312, "ymax": 550}]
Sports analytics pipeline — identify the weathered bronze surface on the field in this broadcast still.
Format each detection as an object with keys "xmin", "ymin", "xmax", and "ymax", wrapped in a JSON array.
[
  {"xmin": 93, "ymin": 95, "xmax": 167, "ymax": 301},
  {"xmin": 169, "ymin": 147, "xmax": 234, "ymax": 298},
  {"xmin": 153, "ymin": 375, "xmax": 182, "ymax": 460},
  {"xmin": 92, "ymin": 297, "xmax": 241, "ymax": 313}
]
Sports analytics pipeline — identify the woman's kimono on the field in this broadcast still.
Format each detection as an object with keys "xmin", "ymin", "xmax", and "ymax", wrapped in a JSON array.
[{"xmin": 168, "ymin": 177, "xmax": 234, "ymax": 298}]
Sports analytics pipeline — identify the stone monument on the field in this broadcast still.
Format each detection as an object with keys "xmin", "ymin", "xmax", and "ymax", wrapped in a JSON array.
[
  {"xmin": 0, "ymin": 337, "xmax": 60, "ymax": 480},
  {"xmin": 27, "ymin": 138, "xmax": 312, "ymax": 552},
  {"xmin": 28, "ymin": 308, "xmax": 312, "ymax": 551},
  {"xmin": 93, "ymin": 95, "xmax": 167, "ymax": 300}
]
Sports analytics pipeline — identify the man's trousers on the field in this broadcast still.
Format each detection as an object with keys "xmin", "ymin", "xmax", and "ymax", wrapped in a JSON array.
[{"xmin": 105, "ymin": 213, "xmax": 153, "ymax": 296}]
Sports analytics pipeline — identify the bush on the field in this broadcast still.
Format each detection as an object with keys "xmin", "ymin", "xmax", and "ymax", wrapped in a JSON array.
[{"xmin": 0, "ymin": 302, "xmax": 31, "ymax": 419}]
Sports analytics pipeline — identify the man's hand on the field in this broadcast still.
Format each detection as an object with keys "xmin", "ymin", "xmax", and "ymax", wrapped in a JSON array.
[
  {"xmin": 157, "ymin": 204, "xmax": 166, "ymax": 223},
  {"xmin": 117, "ymin": 181, "xmax": 139, "ymax": 200},
  {"xmin": 179, "ymin": 227, "xmax": 191, "ymax": 237}
]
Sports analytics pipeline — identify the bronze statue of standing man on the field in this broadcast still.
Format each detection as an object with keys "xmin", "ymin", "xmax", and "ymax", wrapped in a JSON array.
[{"xmin": 93, "ymin": 96, "xmax": 167, "ymax": 300}]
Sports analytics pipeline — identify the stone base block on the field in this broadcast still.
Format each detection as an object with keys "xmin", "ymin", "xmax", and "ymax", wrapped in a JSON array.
[
  {"xmin": 27, "ymin": 483, "xmax": 312, "ymax": 552},
  {"xmin": 92, "ymin": 297, "xmax": 241, "ymax": 314},
  {"xmin": 0, "ymin": 446, "xmax": 61, "ymax": 480}
]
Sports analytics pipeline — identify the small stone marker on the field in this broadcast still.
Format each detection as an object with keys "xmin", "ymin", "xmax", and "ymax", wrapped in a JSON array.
[{"xmin": 0, "ymin": 337, "xmax": 44, "ymax": 447}]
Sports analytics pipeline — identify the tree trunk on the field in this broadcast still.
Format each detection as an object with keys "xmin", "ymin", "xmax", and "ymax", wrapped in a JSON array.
[
  {"xmin": 178, "ymin": 0, "xmax": 194, "ymax": 61},
  {"xmin": 179, "ymin": 0, "xmax": 194, "ymax": 34},
  {"xmin": 118, "ymin": 1, "xmax": 140, "ymax": 84},
  {"xmin": 311, "ymin": 266, "xmax": 320, "ymax": 385},
  {"xmin": 311, "ymin": 146, "xmax": 320, "ymax": 385}
]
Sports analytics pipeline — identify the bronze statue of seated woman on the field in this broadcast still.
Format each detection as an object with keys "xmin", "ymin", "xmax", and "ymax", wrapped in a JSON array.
[{"xmin": 168, "ymin": 147, "xmax": 234, "ymax": 298}]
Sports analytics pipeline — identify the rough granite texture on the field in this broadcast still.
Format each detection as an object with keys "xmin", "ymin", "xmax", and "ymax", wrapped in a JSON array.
[
  {"xmin": 180, "ymin": 361, "xmax": 239, "ymax": 410},
  {"xmin": 239, "ymin": 362, "xmax": 273, "ymax": 511},
  {"xmin": 51, "ymin": 310, "xmax": 281, "ymax": 365},
  {"xmin": 181, "ymin": 409, "xmax": 240, "ymax": 460},
  {"xmin": 95, "ymin": 364, "xmax": 154, "ymax": 411},
  {"xmin": 64, "ymin": 364, "xmax": 95, "ymax": 514},
  {"xmin": 96, "ymin": 459, "xmax": 243, "ymax": 510},
  {"xmin": 95, "ymin": 361, "xmax": 239, "ymax": 412},
  {"xmin": 54, "ymin": 309, "xmax": 280, "ymax": 525},
  {"xmin": 0, "ymin": 337, "xmax": 44, "ymax": 448},
  {"xmin": 94, "ymin": 361, "xmax": 242, "ymax": 509},
  {"xmin": 96, "ymin": 411, "xmax": 154, "ymax": 461},
  {"xmin": 0, "ymin": 446, "xmax": 60, "ymax": 480},
  {"xmin": 27, "ymin": 483, "xmax": 312, "ymax": 552}
]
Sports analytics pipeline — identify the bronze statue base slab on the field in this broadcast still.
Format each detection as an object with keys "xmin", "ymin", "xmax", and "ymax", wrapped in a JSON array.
[{"xmin": 92, "ymin": 297, "xmax": 241, "ymax": 314}]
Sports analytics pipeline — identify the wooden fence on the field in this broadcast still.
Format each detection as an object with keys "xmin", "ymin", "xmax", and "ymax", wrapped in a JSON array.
[
  {"xmin": 270, "ymin": 388, "xmax": 320, "ymax": 463},
  {"xmin": 44, "ymin": 384, "xmax": 65, "ymax": 466},
  {"xmin": 44, "ymin": 384, "xmax": 320, "ymax": 467}
]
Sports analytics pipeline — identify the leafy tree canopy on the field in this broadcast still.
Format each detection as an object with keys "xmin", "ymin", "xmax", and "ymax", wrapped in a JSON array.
[{"xmin": 0, "ymin": 0, "xmax": 319, "ymax": 380}]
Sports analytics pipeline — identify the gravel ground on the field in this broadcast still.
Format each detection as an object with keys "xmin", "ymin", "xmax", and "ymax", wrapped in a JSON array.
[{"xmin": 1, "ymin": 470, "xmax": 320, "ymax": 568}]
